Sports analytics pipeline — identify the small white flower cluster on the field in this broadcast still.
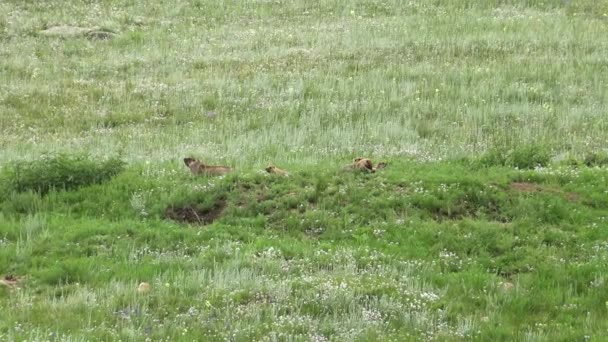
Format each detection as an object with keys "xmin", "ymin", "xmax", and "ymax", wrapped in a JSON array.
[
  {"xmin": 128, "ymin": 243, "xmax": 207, "ymax": 262},
  {"xmin": 129, "ymin": 191, "xmax": 149, "ymax": 217},
  {"xmin": 361, "ymin": 307, "xmax": 383, "ymax": 323},
  {"xmin": 258, "ymin": 246, "xmax": 282, "ymax": 259},
  {"xmin": 531, "ymin": 166, "xmax": 581, "ymax": 178},
  {"xmin": 372, "ymin": 228, "xmax": 386, "ymax": 237},
  {"xmin": 411, "ymin": 180, "xmax": 428, "ymax": 194},
  {"xmin": 439, "ymin": 249, "xmax": 470, "ymax": 271}
]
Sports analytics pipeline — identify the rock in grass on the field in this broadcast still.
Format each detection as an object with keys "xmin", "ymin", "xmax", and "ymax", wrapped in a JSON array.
[
  {"xmin": 85, "ymin": 31, "xmax": 115, "ymax": 40},
  {"xmin": 499, "ymin": 281, "xmax": 515, "ymax": 293}
]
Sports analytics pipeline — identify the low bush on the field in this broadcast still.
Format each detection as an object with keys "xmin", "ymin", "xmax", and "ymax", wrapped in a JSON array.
[
  {"xmin": 478, "ymin": 145, "xmax": 551, "ymax": 169},
  {"xmin": 0, "ymin": 153, "xmax": 125, "ymax": 196}
]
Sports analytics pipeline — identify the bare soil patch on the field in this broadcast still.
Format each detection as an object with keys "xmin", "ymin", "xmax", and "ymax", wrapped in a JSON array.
[
  {"xmin": 164, "ymin": 200, "xmax": 226, "ymax": 225},
  {"xmin": 0, "ymin": 275, "xmax": 24, "ymax": 289},
  {"xmin": 510, "ymin": 182, "xmax": 579, "ymax": 202},
  {"xmin": 510, "ymin": 182, "xmax": 541, "ymax": 192}
]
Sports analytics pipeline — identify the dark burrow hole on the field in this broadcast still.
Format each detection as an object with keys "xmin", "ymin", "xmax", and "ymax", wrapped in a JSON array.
[{"xmin": 164, "ymin": 199, "xmax": 226, "ymax": 225}]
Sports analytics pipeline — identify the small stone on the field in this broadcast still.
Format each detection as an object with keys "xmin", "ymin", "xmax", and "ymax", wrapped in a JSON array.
[
  {"xmin": 137, "ymin": 282, "xmax": 150, "ymax": 293},
  {"xmin": 499, "ymin": 281, "xmax": 515, "ymax": 292},
  {"xmin": 132, "ymin": 17, "xmax": 146, "ymax": 26}
]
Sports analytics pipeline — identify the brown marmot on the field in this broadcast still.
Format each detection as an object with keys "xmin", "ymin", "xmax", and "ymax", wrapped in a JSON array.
[
  {"xmin": 265, "ymin": 165, "xmax": 289, "ymax": 176},
  {"xmin": 183, "ymin": 157, "xmax": 232, "ymax": 176}
]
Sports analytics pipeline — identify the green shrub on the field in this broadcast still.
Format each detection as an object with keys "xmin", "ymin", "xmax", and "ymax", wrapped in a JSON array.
[
  {"xmin": 1, "ymin": 153, "xmax": 125, "ymax": 196},
  {"xmin": 477, "ymin": 148, "xmax": 508, "ymax": 168},
  {"xmin": 507, "ymin": 145, "xmax": 551, "ymax": 169},
  {"xmin": 478, "ymin": 145, "xmax": 551, "ymax": 169},
  {"xmin": 0, "ymin": 191, "xmax": 44, "ymax": 215},
  {"xmin": 583, "ymin": 151, "xmax": 608, "ymax": 167}
]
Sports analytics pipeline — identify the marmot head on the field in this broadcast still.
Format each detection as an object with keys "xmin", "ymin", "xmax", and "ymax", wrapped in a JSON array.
[
  {"xmin": 354, "ymin": 157, "xmax": 374, "ymax": 171},
  {"xmin": 183, "ymin": 157, "xmax": 197, "ymax": 167}
]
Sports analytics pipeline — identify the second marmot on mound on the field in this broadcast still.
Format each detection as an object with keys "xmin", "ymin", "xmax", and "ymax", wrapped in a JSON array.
[
  {"xmin": 265, "ymin": 165, "xmax": 289, "ymax": 176},
  {"xmin": 353, "ymin": 157, "xmax": 375, "ymax": 173},
  {"xmin": 374, "ymin": 162, "xmax": 387, "ymax": 171},
  {"xmin": 183, "ymin": 157, "xmax": 232, "ymax": 176},
  {"xmin": 346, "ymin": 158, "xmax": 388, "ymax": 173}
]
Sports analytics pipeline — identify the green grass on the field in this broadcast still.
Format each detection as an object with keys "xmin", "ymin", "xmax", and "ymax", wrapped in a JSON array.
[
  {"xmin": 1, "ymin": 0, "xmax": 607, "ymax": 166},
  {"xmin": 1, "ymin": 0, "xmax": 608, "ymax": 340}
]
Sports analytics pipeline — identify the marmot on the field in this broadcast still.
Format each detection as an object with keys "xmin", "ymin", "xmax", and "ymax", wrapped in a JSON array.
[
  {"xmin": 265, "ymin": 165, "xmax": 289, "ymax": 176},
  {"xmin": 353, "ymin": 157, "xmax": 375, "ymax": 173},
  {"xmin": 374, "ymin": 162, "xmax": 387, "ymax": 171},
  {"xmin": 345, "ymin": 158, "xmax": 387, "ymax": 173},
  {"xmin": 183, "ymin": 157, "xmax": 232, "ymax": 176}
]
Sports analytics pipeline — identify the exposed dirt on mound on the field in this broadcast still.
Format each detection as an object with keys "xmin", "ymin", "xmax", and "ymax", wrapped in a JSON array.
[
  {"xmin": 0, "ymin": 275, "xmax": 24, "ymax": 289},
  {"xmin": 164, "ymin": 200, "xmax": 226, "ymax": 225},
  {"xmin": 510, "ymin": 182, "xmax": 579, "ymax": 202},
  {"xmin": 510, "ymin": 182, "xmax": 540, "ymax": 192},
  {"xmin": 39, "ymin": 26, "xmax": 117, "ymax": 40}
]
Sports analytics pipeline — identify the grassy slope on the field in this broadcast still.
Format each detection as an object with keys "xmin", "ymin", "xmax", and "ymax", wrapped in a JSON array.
[
  {"xmin": 1, "ymin": 158, "xmax": 608, "ymax": 341},
  {"xmin": 1, "ymin": 0, "xmax": 608, "ymax": 341}
]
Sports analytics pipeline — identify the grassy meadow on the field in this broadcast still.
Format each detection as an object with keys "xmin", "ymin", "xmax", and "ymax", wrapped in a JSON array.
[{"xmin": 1, "ymin": 0, "xmax": 608, "ymax": 340}]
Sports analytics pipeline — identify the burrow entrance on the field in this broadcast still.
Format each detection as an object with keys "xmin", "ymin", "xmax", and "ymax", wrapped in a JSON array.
[{"xmin": 164, "ymin": 199, "xmax": 226, "ymax": 225}]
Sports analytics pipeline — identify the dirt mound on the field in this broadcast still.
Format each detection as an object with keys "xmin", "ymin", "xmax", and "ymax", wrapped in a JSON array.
[
  {"xmin": 510, "ymin": 182, "xmax": 544, "ymax": 192},
  {"xmin": 164, "ymin": 200, "xmax": 226, "ymax": 225},
  {"xmin": 0, "ymin": 275, "xmax": 24, "ymax": 289},
  {"xmin": 39, "ymin": 26, "xmax": 116, "ymax": 40},
  {"xmin": 510, "ymin": 182, "xmax": 578, "ymax": 202}
]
